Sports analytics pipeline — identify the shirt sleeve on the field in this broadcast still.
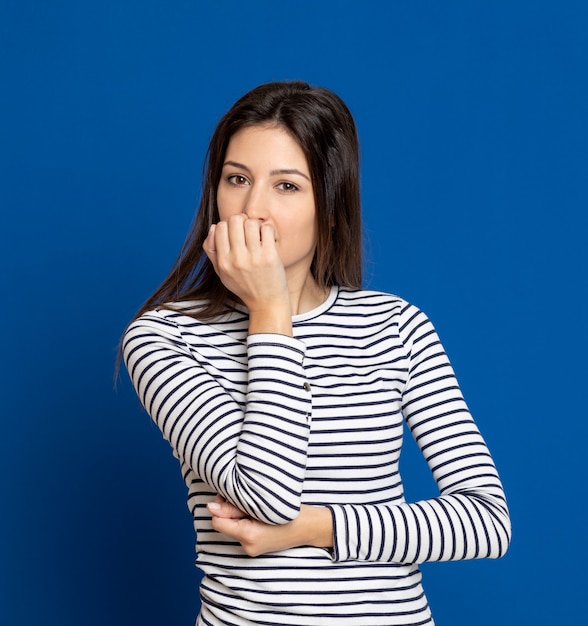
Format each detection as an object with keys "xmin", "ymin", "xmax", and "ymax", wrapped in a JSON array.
[
  {"xmin": 327, "ymin": 302, "xmax": 511, "ymax": 563},
  {"xmin": 123, "ymin": 310, "xmax": 312, "ymax": 525}
]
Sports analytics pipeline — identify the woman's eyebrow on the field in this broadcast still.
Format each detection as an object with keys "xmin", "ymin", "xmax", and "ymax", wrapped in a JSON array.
[
  {"xmin": 223, "ymin": 160, "xmax": 251, "ymax": 172},
  {"xmin": 223, "ymin": 161, "xmax": 310, "ymax": 182},
  {"xmin": 270, "ymin": 168, "xmax": 311, "ymax": 181}
]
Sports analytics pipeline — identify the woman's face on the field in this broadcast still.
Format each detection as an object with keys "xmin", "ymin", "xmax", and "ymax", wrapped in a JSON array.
[{"xmin": 216, "ymin": 124, "xmax": 317, "ymax": 283}]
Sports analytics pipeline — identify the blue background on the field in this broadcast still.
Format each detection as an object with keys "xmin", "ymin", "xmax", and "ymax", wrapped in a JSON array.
[{"xmin": 1, "ymin": 1, "xmax": 586, "ymax": 624}]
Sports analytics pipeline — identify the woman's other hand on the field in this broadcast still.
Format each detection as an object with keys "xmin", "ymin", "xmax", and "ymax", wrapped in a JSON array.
[{"xmin": 207, "ymin": 495, "xmax": 333, "ymax": 557}]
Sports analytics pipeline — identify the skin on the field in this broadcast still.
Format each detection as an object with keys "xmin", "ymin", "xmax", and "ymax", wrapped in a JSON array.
[
  {"xmin": 206, "ymin": 496, "xmax": 333, "ymax": 557},
  {"xmin": 202, "ymin": 124, "xmax": 333, "ymax": 555}
]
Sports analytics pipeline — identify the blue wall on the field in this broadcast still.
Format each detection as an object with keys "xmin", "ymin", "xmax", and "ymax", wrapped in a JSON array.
[{"xmin": 2, "ymin": 1, "xmax": 586, "ymax": 624}]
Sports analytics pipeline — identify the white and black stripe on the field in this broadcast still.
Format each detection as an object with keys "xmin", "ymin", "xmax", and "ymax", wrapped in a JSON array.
[{"xmin": 123, "ymin": 287, "xmax": 511, "ymax": 625}]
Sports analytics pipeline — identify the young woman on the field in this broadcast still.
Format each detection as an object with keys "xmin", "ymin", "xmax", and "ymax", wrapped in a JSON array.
[{"xmin": 122, "ymin": 81, "xmax": 511, "ymax": 625}]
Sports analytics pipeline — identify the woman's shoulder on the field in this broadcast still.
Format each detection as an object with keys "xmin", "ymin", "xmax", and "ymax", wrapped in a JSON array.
[
  {"xmin": 130, "ymin": 300, "xmax": 246, "ymax": 326},
  {"xmin": 333, "ymin": 287, "xmax": 431, "ymax": 332},
  {"xmin": 124, "ymin": 301, "xmax": 249, "ymax": 347},
  {"xmin": 124, "ymin": 303, "xmax": 197, "ymax": 335},
  {"xmin": 336, "ymin": 287, "xmax": 414, "ymax": 312}
]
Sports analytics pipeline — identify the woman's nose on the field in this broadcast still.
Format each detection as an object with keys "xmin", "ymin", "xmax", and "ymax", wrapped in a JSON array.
[{"xmin": 242, "ymin": 187, "xmax": 269, "ymax": 220}]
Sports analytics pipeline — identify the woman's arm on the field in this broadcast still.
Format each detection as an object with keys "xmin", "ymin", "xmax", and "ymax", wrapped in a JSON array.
[
  {"xmin": 323, "ymin": 304, "xmax": 511, "ymax": 564},
  {"xmin": 206, "ymin": 303, "xmax": 511, "ymax": 563},
  {"xmin": 123, "ymin": 314, "xmax": 313, "ymax": 525},
  {"xmin": 124, "ymin": 216, "xmax": 317, "ymax": 525}
]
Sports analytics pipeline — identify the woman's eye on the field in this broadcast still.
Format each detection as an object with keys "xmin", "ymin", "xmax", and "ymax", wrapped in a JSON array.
[
  {"xmin": 276, "ymin": 182, "xmax": 299, "ymax": 193},
  {"xmin": 227, "ymin": 175, "xmax": 249, "ymax": 186}
]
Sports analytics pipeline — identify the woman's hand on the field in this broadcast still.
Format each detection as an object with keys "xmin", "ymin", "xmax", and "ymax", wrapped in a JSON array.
[
  {"xmin": 207, "ymin": 495, "xmax": 333, "ymax": 557},
  {"xmin": 203, "ymin": 214, "xmax": 291, "ymax": 315}
]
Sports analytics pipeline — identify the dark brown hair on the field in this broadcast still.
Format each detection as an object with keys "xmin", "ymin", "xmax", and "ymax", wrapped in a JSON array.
[{"xmin": 133, "ymin": 80, "xmax": 362, "ymax": 321}]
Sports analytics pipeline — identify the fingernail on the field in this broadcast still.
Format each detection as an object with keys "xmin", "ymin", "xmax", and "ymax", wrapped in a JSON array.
[{"xmin": 207, "ymin": 502, "xmax": 220, "ymax": 511}]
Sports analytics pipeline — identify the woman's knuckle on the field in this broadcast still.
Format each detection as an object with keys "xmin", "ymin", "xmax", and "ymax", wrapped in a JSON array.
[
  {"xmin": 228, "ymin": 214, "xmax": 244, "ymax": 225},
  {"xmin": 217, "ymin": 258, "xmax": 231, "ymax": 273}
]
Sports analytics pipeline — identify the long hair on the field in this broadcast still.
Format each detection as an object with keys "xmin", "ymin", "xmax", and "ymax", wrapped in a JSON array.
[{"xmin": 132, "ymin": 80, "xmax": 362, "ymax": 322}]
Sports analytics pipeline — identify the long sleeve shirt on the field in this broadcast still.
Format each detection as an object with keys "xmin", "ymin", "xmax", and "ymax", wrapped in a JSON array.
[{"xmin": 123, "ymin": 286, "xmax": 511, "ymax": 625}]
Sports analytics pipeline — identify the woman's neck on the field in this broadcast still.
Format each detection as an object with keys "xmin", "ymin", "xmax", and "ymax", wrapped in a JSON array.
[{"xmin": 288, "ymin": 274, "xmax": 329, "ymax": 316}]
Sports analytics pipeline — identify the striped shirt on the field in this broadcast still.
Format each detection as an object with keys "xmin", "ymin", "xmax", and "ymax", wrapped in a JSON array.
[{"xmin": 123, "ymin": 287, "xmax": 511, "ymax": 625}]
